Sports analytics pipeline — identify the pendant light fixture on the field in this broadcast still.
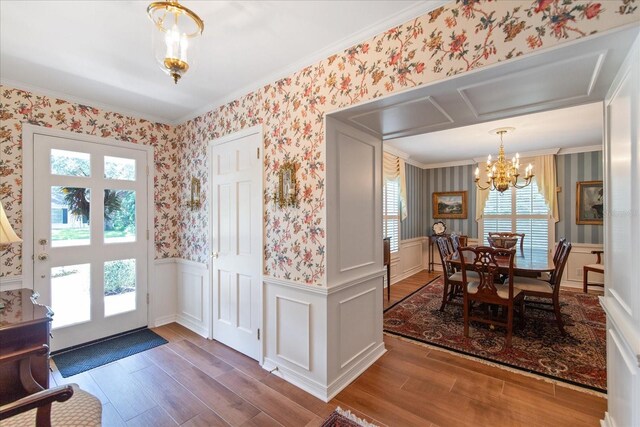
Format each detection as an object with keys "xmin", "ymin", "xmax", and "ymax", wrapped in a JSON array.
[{"xmin": 147, "ymin": 1, "xmax": 204, "ymax": 84}]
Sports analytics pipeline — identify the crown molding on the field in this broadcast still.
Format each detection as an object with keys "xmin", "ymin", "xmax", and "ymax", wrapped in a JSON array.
[
  {"xmin": 421, "ymin": 159, "xmax": 476, "ymax": 169},
  {"xmin": 558, "ymin": 144, "xmax": 602, "ymax": 155},
  {"xmin": 175, "ymin": 0, "xmax": 450, "ymax": 124},
  {"xmin": 0, "ymin": 78, "xmax": 174, "ymax": 126},
  {"xmin": 382, "ymin": 145, "xmax": 428, "ymax": 169}
]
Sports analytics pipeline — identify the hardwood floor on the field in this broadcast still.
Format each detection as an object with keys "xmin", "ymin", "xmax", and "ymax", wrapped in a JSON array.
[{"xmin": 49, "ymin": 270, "xmax": 606, "ymax": 426}]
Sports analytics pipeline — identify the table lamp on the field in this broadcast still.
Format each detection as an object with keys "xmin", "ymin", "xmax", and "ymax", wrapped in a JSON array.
[{"xmin": 0, "ymin": 201, "xmax": 21, "ymax": 249}]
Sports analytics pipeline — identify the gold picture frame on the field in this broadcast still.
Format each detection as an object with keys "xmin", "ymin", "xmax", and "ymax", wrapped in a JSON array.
[
  {"xmin": 276, "ymin": 161, "xmax": 298, "ymax": 208},
  {"xmin": 432, "ymin": 191, "xmax": 467, "ymax": 219},
  {"xmin": 576, "ymin": 180, "xmax": 603, "ymax": 225},
  {"xmin": 187, "ymin": 177, "xmax": 201, "ymax": 211}
]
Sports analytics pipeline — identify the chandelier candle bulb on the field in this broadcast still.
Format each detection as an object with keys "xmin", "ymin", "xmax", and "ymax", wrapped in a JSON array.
[{"xmin": 475, "ymin": 127, "xmax": 534, "ymax": 193}]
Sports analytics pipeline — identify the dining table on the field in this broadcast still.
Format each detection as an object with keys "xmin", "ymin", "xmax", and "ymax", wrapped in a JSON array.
[{"xmin": 447, "ymin": 248, "xmax": 555, "ymax": 276}]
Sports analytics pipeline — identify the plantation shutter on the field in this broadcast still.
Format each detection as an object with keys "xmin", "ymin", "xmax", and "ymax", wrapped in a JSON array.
[
  {"xmin": 482, "ymin": 178, "xmax": 550, "ymax": 250},
  {"xmin": 383, "ymin": 178, "xmax": 400, "ymax": 253}
]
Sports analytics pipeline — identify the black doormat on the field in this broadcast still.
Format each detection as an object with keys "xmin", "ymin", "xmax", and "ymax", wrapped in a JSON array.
[{"xmin": 51, "ymin": 328, "xmax": 168, "ymax": 377}]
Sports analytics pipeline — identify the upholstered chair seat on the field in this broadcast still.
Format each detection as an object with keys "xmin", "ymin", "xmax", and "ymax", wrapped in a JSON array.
[
  {"xmin": 449, "ymin": 270, "xmax": 479, "ymax": 282},
  {"xmin": 468, "ymin": 281, "xmax": 523, "ymax": 300},
  {"xmin": 1, "ymin": 384, "xmax": 102, "ymax": 427},
  {"xmin": 510, "ymin": 276, "xmax": 553, "ymax": 293}
]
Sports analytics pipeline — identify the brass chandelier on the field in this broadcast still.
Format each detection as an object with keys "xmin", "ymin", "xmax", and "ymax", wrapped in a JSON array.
[
  {"xmin": 147, "ymin": 0, "xmax": 204, "ymax": 84},
  {"xmin": 474, "ymin": 127, "xmax": 534, "ymax": 193}
]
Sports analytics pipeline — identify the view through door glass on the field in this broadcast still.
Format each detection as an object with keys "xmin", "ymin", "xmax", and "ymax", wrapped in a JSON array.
[{"xmin": 33, "ymin": 134, "xmax": 149, "ymax": 351}]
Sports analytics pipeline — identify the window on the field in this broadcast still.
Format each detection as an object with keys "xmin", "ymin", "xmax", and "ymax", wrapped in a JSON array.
[
  {"xmin": 481, "ymin": 179, "xmax": 551, "ymax": 252},
  {"xmin": 383, "ymin": 178, "xmax": 400, "ymax": 253}
]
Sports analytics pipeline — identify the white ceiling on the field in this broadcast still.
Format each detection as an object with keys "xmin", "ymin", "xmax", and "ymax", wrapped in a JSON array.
[
  {"xmin": 386, "ymin": 103, "xmax": 603, "ymax": 166},
  {"xmin": 0, "ymin": 0, "xmax": 444, "ymax": 124}
]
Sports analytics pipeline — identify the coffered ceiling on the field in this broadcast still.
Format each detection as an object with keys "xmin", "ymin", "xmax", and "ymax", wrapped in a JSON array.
[{"xmin": 0, "ymin": 1, "xmax": 444, "ymax": 124}]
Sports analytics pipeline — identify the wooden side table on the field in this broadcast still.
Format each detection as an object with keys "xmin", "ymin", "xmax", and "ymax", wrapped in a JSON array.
[{"xmin": 0, "ymin": 288, "xmax": 53, "ymax": 405}]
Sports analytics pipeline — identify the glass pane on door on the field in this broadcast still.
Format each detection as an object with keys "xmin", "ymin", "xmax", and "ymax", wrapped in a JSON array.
[
  {"xmin": 51, "ymin": 264, "xmax": 91, "ymax": 329},
  {"xmin": 104, "ymin": 189, "xmax": 136, "ymax": 243},
  {"xmin": 51, "ymin": 187, "xmax": 90, "ymax": 247},
  {"xmin": 104, "ymin": 156, "xmax": 136, "ymax": 181},
  {"xmin": 104, "ymin": 259, "xmax": 136, "ymax": 317},
  {"xmin": 50, "ymin": 149, "xmax": 90, "ymax": 177}
]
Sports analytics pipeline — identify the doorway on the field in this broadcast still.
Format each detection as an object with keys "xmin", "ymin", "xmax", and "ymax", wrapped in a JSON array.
[
  {"xmin": 24, "ymin": 126, "xmax": 153, "ymax": 351},
  {"xmin": 209, "ymin": 126, "xmax": 263, "ymax": 361}
]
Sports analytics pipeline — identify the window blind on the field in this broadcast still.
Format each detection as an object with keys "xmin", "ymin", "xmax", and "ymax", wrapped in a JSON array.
[
  {"xmin": 482, "ymin": 179, "xmax": 550, "ymax": 251},
  {"xmin": 383, "ymin": 178, "xmax": 400, "ymax": 253}
]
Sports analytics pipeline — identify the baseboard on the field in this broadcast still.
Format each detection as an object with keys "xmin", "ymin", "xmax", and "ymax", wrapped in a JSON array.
[
  {"xmin": 262, "ymin": 357, "xmax": 329, "ymax": 402},
  {"xmin": 176, "ymin": 314, "xmax": 209, "ymax": 338},
  {"xmin": 326, "ymin": 342, "xmax": 387, "ymax": 402},
  {"xmin": 153, "ymin": 314, "xmax": 177, "ymax": 327},
  {"xmin": 391, "ymin": 265, "xmax": 425, "ymax": 285},
  {"xmin": 600, "ymin": 412, "xmax": 612, "ymax": 427}
]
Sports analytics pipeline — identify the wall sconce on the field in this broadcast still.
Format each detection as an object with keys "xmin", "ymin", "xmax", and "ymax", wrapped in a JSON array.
[
  {"xmin": 187, "ymin": 177, "xmax": 201, "ymax": 211},
  {"xmin": 275, "ymin": 161, "xmax": 298, "ymax": 208}
]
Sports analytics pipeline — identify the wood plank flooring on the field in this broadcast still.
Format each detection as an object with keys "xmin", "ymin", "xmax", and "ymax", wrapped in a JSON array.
[{"xmin": 49, "ymin": 270, "xmax": 606, "ymax": 426}]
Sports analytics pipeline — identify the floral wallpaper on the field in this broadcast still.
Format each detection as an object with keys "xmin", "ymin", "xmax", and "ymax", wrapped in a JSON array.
[
  {"xmin": 1, "ymin": 0, "xmax": 637, "ymax": 285},
  {"xmin": 0, "ymin": 88, "xmax": 181, "ymax": 277},
  {"xmin": 176, "ymin": 0, "xmax": 638, "ymax": 285}
]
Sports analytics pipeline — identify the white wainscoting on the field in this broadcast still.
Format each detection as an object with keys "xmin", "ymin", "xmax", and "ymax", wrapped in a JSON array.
[
  {"xmin": 263, "ymin": 273, "xmax": 386, "ymax": 403},
  {"xmin": 175, "ymin": 258, "xmax": 210, "ymax": 338},
  {"xmin": 263, "ymin": 276, "xmax": 329, "ymax": 401}
]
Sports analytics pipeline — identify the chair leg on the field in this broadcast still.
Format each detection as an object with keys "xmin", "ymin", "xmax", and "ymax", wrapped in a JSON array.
[
  {"xmin": 506, "ymin": 305, "xmax": 514, "ymax": 347},
  {"xmin": 439, "ymin": 281, "xmax": 450, "ymax": 312},
  {"xmin": 554, "ymin": 298, "xmax": 566, "ymax": 335},
  {"xmin": 463, "ymin": 296, "xmax": 469, "ymax": 338},
  {"xmin": 583, "ymin": 267, "xmax": 588, "ymax": 293}
]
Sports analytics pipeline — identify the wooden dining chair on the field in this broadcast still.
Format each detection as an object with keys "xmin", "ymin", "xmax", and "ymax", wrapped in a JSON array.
[
  {"xmin": 448, "ymin": 234, "xmax": 467, "ymax": 254},
  {"xmin": 435, "ymin": 237, "xmax": 477, "ymax": 311},
  {"xmin": 583, "ymin": 250, "xmax": 604, "ymax": 293},
  {"xmin": 0, "ymin": 345, "xmax": 102, "ymax": 427},
  {"xmin": 510, "ymin": 241, "xmax": 573, "ymax": 334},
  {"xmin": 459, "ymin": 246, "xmax": 524, "ymax": 347},
  {"xmin": 488, "ymin": 232, "xmax": 525, "ymax": 253}
]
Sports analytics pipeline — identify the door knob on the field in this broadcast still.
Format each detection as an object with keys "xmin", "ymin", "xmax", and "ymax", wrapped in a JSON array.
[
  {"xmin": 211, "ymin": 252, "xmax": 218, "ymax": 259},
  {"xmin": 37, "ymin": 253, "xmax": 49, "ymax": 261}
]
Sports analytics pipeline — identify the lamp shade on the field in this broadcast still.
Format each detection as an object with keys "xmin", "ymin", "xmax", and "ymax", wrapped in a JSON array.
[{"xmin": 0, "ymin": 201, "xmax": 21, "ymax": 246}]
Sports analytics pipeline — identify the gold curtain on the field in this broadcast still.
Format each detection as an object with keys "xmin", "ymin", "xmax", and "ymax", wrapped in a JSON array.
[{"xmin": 383, "ymin": 152, "xmax": 408, "ymax": 221}]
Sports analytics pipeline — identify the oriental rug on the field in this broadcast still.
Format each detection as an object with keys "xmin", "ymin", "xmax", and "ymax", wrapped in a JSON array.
[
  {"xmin": 321, "ymin": 408, "xmax": 379, "ymax": 427},
  {"xmin": 383, "ymin": 277, "xmax": 606, "ymax": 392}
]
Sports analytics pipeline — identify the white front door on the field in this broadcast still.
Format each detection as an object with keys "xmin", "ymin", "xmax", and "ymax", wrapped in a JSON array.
[
  {"xmin": 210, "ymin": 129, "xmax": 262, "ymax": 360},
  {"xmin": 33, "ymin": 133, "xmax": 149, "ymax": 351}
]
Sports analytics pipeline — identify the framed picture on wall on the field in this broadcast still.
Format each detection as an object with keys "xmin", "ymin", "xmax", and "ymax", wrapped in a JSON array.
[
  {"xmin": 432, "ymin": 191, "xmax": 467, "ymax": 219},
  {"xmin": 576, "ymin": 180, "xmax": 603, "ymax": 225}
]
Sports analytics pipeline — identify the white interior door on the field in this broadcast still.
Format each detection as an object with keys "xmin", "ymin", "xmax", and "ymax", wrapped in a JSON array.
[
  {"xmin": 33, "ymin": 134, "xmax": 149, "ymax": 351},
  {"xmin": 210, "ymin": 129, "xmax": 262, "ymax": 361}
]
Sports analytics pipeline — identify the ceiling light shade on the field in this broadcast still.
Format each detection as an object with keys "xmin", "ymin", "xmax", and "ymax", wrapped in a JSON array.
[
  {"xmin": 474, "ymin": 127, "xmax": 534, "ymax": 193},
  {"xmin": 147, "ymin": 1, "xmax": 204, "ymax": 84},
  {"xmin": 0, "ymin": 201, "xmax": 21, "ymax": 248}
]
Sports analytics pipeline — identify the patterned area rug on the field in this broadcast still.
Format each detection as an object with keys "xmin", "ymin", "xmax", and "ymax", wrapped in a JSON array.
[
  {"xmin": 384, "ymin": 277, "xmax": 606, "ymax": 392},
  {"xmin": 321, "ymin": 408, "xmax": 378, "ymax": 427}
]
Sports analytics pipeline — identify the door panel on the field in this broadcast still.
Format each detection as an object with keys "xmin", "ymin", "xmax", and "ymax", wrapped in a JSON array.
[
  {"xmin": 210, "ymin": 130, "xmax": 262, "ymax": 360},
  {"xmin": 33, "ymin": 134, "xmax": 149, "ymax": 351}
]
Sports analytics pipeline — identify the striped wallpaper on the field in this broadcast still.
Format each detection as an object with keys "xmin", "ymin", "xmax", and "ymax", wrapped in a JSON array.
[
  {"xmin": 556, "ymin": 150, "xmax": 603, "ymax": 244},
  {"xmin": 401, "ymin": 150, "xmax": 603, "ymax": 244},
  {"xmin": 401, "ymin": 163, "xmax": 477, "ymax": 240}
]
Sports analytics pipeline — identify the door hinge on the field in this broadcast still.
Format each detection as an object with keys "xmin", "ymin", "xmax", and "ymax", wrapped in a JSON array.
[
  {"xmin": 257, "ymin": 147, "xmax": 260, "ymax": 159},
  {"xmin": 257, "ymin": 328, "xmax": 260, "ymax": 340},
  {"xmin": 147, "ymin": 293, "xmax": 150, "ymax": 304}
]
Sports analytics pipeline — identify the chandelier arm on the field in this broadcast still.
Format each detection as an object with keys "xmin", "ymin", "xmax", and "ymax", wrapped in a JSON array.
[{"xmin": 474, "ymin": 179, "xmax": 492, "ymax": 191}]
